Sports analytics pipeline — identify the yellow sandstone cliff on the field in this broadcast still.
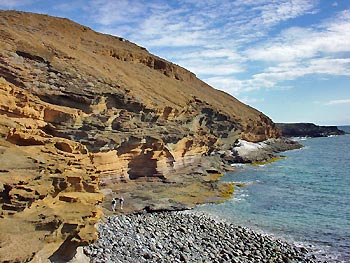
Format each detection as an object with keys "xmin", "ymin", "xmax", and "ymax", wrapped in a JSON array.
[{"xmin": 0, "ymin": 11, "xmax": 282, "ymax": 262}]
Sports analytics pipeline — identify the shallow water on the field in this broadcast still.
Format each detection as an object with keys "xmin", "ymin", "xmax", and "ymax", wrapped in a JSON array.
[{"xmin": 196, "ymin": 135, "xmax": 350, "ymax": 262}]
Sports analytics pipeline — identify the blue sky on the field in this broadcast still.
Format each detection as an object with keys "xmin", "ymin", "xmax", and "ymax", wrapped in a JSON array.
[{"xmin": 1, "ymin": 0, "xmax": 350, "ymax": 125}]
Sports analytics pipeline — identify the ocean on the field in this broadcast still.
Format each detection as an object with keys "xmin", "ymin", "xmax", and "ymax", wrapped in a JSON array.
[{"xmin": 195, "ymin": 135, "xmax": 350, "ymax": 262}]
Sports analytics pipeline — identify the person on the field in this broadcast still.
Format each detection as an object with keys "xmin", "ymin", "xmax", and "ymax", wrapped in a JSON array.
[
  {"xmin": 111, "ymin": 198, "xmax": 117, "ymax": 212},
  {"xmin": 119, "ymin": 197, "xmax": 124, "ymax": 210}
]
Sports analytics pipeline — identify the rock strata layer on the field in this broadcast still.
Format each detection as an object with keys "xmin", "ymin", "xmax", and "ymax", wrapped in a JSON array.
[
  {"xmin": 0, "ymin": 11, "xmax": 299, "ymax": 262},
  {"xmin": 85, "ymin": 212, "xmax": 320, "ymax": 263}
]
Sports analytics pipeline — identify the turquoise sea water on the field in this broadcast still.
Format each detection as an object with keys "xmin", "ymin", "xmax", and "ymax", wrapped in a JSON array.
[{"xmin": 196, "ymin": 135, "xmax": 350, "ymax": 262}]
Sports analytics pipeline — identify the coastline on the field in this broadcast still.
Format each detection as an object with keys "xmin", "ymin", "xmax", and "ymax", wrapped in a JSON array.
[
  {"xmin": 195, "ymin": 135, "xmax": 350, "ymax": 263},
  {"xmin": 80, "ymin": 137, "xmax": 334, "ymax": 263},
  {"xmin": 79, "ymin": 138, "xmax": 309, "ymax": 262},
  {"xmin": 1, "ymin": 10, "xmax": 346, "ymax": 263},
  {"xmin": 83, "ymin": 211, "xmax": 320, "ymax": 263},
  {"xmin": 99, "ymin": 137, "xmax": 303, "ymax": 215}
]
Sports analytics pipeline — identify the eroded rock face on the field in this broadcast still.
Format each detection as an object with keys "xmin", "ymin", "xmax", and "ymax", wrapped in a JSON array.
[
  {"xmin": 0, "ymin": 79, "xmax": 232, "ymax": 263},
  {"xmin": 0, "ymin": 81, "xmax": 103, "ymax": 262},
  {"xmin": 0, "ymin": 10, "xmax": 283, "ymax": 262}
]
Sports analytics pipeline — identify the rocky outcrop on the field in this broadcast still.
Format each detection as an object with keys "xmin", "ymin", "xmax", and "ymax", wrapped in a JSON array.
[
  {"xmin": 0, "ymin": 81, "xmax": 103, "ymax": 262},
  {"xmin": 0, "ymin": 11, "xmax": 289, "ymax": 262},
  {"xmin": 276, "ymin": 123, "xmax": 345, "ymax": 137},
  {"xmin": 0, "ymin": 77, "xmax": 235, "ymax": 263},
  {"xmin": 228, "ymin": 138, "xmax": 301, "ymax": 163}
]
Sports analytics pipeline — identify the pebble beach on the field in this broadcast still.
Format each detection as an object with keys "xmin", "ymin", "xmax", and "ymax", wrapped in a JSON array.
[{"xmin": 84, "ymin": 211, "xmax": 322, "ymax": 263}]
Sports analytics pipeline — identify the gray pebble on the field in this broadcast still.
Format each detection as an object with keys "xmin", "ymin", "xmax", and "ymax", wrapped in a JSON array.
[{"xmin": 85, "ymin": 211, "xmax": 321, "ymax": 263}]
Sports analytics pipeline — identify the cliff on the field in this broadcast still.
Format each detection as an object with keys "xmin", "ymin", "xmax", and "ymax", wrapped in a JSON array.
[
  {"xmin": 276, "ymin": 123, "xmax": 345, "ymax": 137},
  {"xmin": 0, "ymin": 11, "xmax": 285, "ymax": 262}
]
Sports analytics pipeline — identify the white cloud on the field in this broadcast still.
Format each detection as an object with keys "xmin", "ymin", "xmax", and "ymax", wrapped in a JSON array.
[
  {"xmin": 89, "ymin": 0, "xmax": 149, "ymax": 25},
  {"xmin": 144, "ymin": 31, "xmax": 213, "ymax": 47},
  {"xmin": 245, "ymin": 10, "xmax": 350, "ymax": 62},
  {"xmin": 172, "ymin": 49, "xmax": 246, "ymax": 62},
  {"xmin": 247, "ymin": 58, "xmax": 350, "ymax": 90},
  {"xmin": 238, "ymin": 96, "xmax": 265, "ymax": 105},
  {"xmin": 237, "ymin": 10, "xmax": 350, "ymax": 91},
  {"xmin": 325, "ymin": 100, "xmax": 350, "ymax": 105},
  {"xmin": 254, "ymin": 0, "xmax": 317, "ymax": 26},
  {"xmin": 203, "ymin": 76, "xmax": 245, "ymax": 94},
  {"xmin": 181, "ymin": 60, "xmax": 244, "ymax": 76},
  {"xmin": 172, "ymin": 48, "xmax": 246, "ymax": 76},
  {"xmin": 225, "ymin": 0, "xmax": 318, "ymax": 41}
]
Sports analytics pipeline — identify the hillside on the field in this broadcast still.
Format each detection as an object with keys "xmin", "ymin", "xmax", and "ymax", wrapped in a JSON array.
[{"xmin": 0, "ymin": 11, "xmax": 288, "ymax": 262}]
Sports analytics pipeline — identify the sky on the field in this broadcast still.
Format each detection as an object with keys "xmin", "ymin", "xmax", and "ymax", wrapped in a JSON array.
[{"xmin": 1, "ymin": 0, "xmax": 350, "ymax": 125}]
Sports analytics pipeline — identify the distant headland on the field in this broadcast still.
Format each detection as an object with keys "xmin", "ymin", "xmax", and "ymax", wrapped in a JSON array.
[{"xmin": 276, "ymin": 123, "xmax": 345, "ymax": 137}]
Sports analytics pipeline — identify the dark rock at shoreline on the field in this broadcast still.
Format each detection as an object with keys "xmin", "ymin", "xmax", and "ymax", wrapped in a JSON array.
[
  {"xmin": 84, "ymin": 211, "xmax": 321, "ymax": 263},
  {"xmin": 276, "ymin": 123, "xmax": 345, "ymax": 137}
]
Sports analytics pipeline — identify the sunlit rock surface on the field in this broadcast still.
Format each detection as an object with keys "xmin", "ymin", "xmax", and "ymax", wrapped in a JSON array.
[{"xmin": 0, "ymin": 11, "xmax": 291, "ymax": 262}]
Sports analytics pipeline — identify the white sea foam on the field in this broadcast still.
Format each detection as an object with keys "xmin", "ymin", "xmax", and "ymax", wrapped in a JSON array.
[{"xmin": 230, "ymin": 163, "xmax": 246, "ymax": 167}]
